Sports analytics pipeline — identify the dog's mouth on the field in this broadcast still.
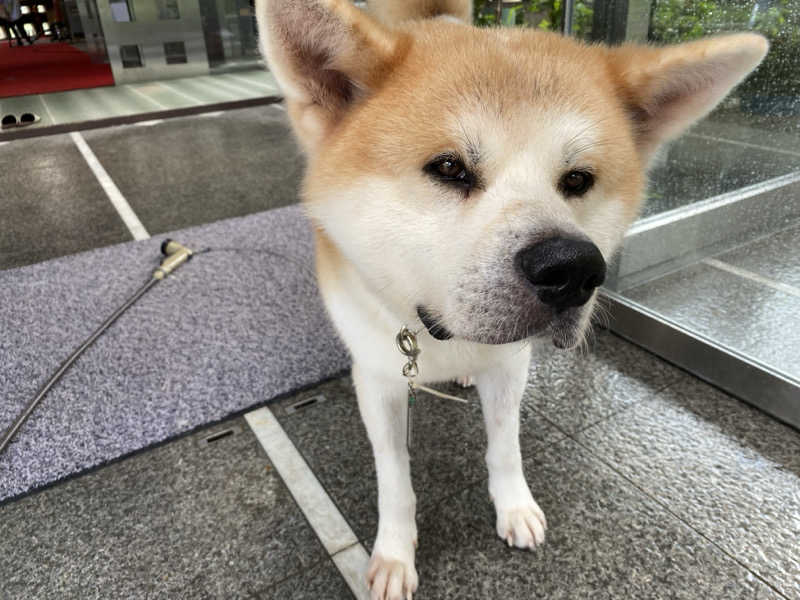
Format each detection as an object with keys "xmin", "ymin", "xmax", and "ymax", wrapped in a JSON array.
[
  {"xmin": 416, "ymin": 306, "xmax": 454, "ymax": 341},
  {"xmin": 416, "ymin": 304, "xmax": 583, "ymax": 348}
]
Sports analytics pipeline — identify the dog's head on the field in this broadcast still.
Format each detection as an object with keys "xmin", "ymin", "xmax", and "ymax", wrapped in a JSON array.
[{"xmin": 257, "ymin": 0, "xmax": 767, "ymax": 348}]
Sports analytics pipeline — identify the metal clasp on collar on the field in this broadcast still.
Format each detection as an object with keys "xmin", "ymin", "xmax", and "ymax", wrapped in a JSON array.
[{"xmin": 396, "ymin": 326, "xmax": 420, "ymax": 378}]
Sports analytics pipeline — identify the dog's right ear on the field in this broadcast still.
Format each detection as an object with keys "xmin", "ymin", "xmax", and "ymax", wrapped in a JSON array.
[{"xmin": 256, "ymin": 0, "xmax": 402, "ymax": 152}]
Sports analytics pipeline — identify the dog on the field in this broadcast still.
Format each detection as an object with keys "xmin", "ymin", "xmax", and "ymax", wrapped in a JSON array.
[{"xmin": 255, "ymin": 1, "xmax": 767, "ymax": 597}]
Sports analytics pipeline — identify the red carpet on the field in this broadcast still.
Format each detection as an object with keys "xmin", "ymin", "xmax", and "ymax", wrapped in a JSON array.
[{"xmin": 0, "ymin": 41, "xmax": 114, "ymax": 98}]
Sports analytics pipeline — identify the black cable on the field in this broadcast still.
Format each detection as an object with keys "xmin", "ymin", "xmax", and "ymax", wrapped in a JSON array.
[
  {"xmin": 0, "ymin": 277, "xmax": 159, "ymax": 456},
  {"xmin": 0, "ymin": 241, "xmax": 304, "ymax": 457}
]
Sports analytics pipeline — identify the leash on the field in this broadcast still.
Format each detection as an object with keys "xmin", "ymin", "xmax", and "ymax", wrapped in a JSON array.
[{"xmin": 0, "ymin": 240, "xmax": 193, "ymax": 456}]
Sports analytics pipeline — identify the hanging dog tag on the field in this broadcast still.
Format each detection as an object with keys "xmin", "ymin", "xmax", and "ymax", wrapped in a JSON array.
[
  {"xmin": 406, "ymin": 381, "xmax": 416, "ymax": 448},
  {"xmin": 397, "ymin": 327, "xmax": 420, "ymax": 450},
  {"xmin": 395, "ymin": 325, "xmax": 468, "ymax": 450}
]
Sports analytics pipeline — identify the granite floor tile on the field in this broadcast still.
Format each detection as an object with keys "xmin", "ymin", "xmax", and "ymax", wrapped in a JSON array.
[
  {"xmin": 253, "ymin": 557, "xmax": 354, "ymax": 600},
  {"xmin": 0, "ymin": 416, "xmax": 328, "ymax": 600},
  {"xmin": 409, "ymin": 439, "xmax": 781, "ymax": 599},
  {"xmin": 275, "ymin": 375, "xmax": 564, "ymax": 543},
  {"xmin": 715, "ymin": 221, "xmax": 800, "ymax": 289},
  {"xmin": 82, "ymin": 104, "xmax": 303, "ymax": 234},
  {"xmin": 623, "ymin": 262, "xmax": 800, "ymax": 379},
  {"xmin": 523, "ymin": 328, "xmax": 683, "ymax": 434},
  {"xmin": 0, "ymin": 133, "xmax": 132, "ymax": 270},
  {"xmin": 576, "ymin": 378, "xmax": 800, "ymax": 598}
]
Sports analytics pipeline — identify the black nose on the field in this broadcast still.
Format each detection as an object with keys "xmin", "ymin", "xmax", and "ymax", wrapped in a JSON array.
[{"xmin": 516, "ymin": 237, "xmax": 606, "ymax": 310}]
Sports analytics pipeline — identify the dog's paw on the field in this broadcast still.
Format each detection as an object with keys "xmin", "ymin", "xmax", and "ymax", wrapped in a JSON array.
[
  {"xmin": 367, "ymin": 553, "xmax": 418, "ymax": 600},
  {"xmin": 453, "ymin": 375, "xmax": 474, "ymax": 388},
  {"xmin": 495, "ymin": 501, "xmax": 547, "ymax": 550}
]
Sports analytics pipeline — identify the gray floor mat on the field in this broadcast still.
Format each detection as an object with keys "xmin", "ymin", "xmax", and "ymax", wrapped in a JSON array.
[{"xmin": 0, "ymin": 205, "xmax": 349, "ymax": 502}]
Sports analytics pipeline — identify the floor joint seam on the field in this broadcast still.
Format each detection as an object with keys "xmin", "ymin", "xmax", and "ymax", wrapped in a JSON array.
[
  {"xmin": 560, "ymin": 376, "xmax": 685, "ymax": 439},
  {"xmin": 567, "ymin": 434, "xmax": 793, "ymax": 600},
  {"xmin": 126, "ymin": 85, "xmax": 169, "ymax": 110},
  {"xmin": 702, "ymin": 257, "xmax": 800, "ymax": 298}
]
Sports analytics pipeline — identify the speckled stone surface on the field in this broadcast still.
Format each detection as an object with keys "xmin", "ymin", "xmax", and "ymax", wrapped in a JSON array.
[
  {"xmin": 0, "ymin": 133, "xmax": 132, "ymax": 271},
  {"xmin": 409, "ymin": 439, "xmax": 782, "ymax": 600},
  {"xmin": 523, "ymin": 329, "xmax": 683, "ymax": 434},
  {"xmin": 716, "ymin": 222, "xmax": 800, "ymax": 288},
  {"xmin": 0, "ymin": 205, "xmax": 349, "ymax": 502},
  {"xmin": 253, "ymin": 557, "xmax": 354, "ymax": 600},
  {"xmin": 577, "ymin": 377, "xmax": 800, "ymax": 598},
  {"xmin": 275, "ymin": 376, "xmax": 564, "ymax": 542},
  {"xmin": 0, "ymin": 416, "xmax": 337, "ymax": 599},
  {"xmin": 623, "ymin": 262, "xmax": 800, "ymax": 379},
  {"xmin": 83, "ymin": 105, "xmax": 304, "ymax": 235}
]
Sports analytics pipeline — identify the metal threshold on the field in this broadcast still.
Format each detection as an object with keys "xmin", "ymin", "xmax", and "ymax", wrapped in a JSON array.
[
  {"xmin": 605, "ymin": 169, "xmax": 800, "ymax": 430},
  {"xmin": 611, "ymin": 171, "xmax": 800, "ymax": 291},
  {"xmin": 603, "ymin": 291, "xmax": 800, "ymax": 430}
]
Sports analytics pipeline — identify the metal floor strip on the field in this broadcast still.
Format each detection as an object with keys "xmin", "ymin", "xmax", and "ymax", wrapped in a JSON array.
[{"xmin": 244, "ymin": 407, "xmax": 370, "ymax": 600}]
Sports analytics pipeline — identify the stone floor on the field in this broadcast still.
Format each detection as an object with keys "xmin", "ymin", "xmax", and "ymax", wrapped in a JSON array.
[
  {"xmin": 1, "ymin": 329, "xmax": 798, "ymax": 599},
  {"xmin": 1, "ymin": 101, "xmax": 799, "ymax": 599}
]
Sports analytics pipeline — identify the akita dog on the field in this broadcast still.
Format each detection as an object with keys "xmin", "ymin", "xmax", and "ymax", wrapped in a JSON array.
[{"xmin": 255, "ymin": 1, "xmax": 766, "ymax": 597}]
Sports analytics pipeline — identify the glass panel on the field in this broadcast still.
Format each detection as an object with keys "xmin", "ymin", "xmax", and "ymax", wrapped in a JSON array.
[
  {"xmin": 583, "ymin": 0, "xmax": 800, "ymax": 385},
  {"xmin": 155, "ymin": 0, "xmax": 179, "ymax": 20},
  {"xmin": 120, "ymin": 43, "xmax": 143, "ymax": 67},
  {"xmin": 474, "ymin": 1, "xmax": 564, "ymax": 31},
  {"xmin": 110, "ymin": 0, "xmax": 134, "ymax": 22},
  {"xmin": 163, "ymin": 39, "xmax": 186, "ymax": 63}
]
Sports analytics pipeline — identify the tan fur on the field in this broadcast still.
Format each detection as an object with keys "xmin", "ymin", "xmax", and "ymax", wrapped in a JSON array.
[{"xmin": 304, "ymin": 24, "xmax": 647, "ymax": 217}]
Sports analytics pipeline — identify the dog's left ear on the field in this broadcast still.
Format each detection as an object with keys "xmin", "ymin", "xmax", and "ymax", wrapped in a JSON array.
[
  {"xmin": 256, "ymin": 0, "xmax": 402, "ymax": 152},
  {"xmin": 611, "ymin": 33, "xmax": 768, "ymax": 160}
]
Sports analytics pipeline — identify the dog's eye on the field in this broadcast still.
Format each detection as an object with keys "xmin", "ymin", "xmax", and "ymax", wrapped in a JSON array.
[
  {"xmin": 436, "ymin": 159, "xmax": 466, "ymax": 179},
  {"xmin": 559, "ymin": 170, "xmax": 594, "ymax": 197},
  {"xmin": 424, "ymin": 155, "xmax": 474, "ymax": 191}
]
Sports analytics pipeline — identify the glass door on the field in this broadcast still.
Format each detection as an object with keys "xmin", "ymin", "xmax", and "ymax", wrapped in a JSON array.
[{"xmin": 579, "ymin": 0, "xmax": 800, "ymax": 426}]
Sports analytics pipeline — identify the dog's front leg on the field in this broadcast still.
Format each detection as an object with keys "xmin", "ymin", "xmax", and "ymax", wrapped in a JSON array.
[
  {"xmin": 476, "ymin": 348, "xmax": 547, "ymax": 549},
  {"xmin": 352, "ymin": 363, "xmax": 418, "ymax": 600}
]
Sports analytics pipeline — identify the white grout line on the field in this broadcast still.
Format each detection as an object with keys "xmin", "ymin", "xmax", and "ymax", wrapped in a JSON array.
[
  {"xmin": 154, "ymin": 81, "xmax": 204, "ymax": 105},
  {"xmin": 38, "ymin": 94, "xmax": 56, "ymax": 124},
  {"xmin": 126, "ymin": 85, "xmax": 169, "ymax": 110},
  {"xmin": 687, "ymin": 132, "xmax": 800, "ymax": 158},
  {"xmin": 70, "ymin": 132, "xmax": 150, "ymax": 241},
  {"xmin": 702, "ymin": 258, "xmax": 800, "ymax": 298},
  {"xmin": 244, "ymin": 407, "xmax": 370, "ymax": 600},
  {"xmin": 205, "ymin": 76, "xmax": 260, "ymax": 97},
  {"xmin": 225, "ymin": 73, "xmax": 278, "ymax": 93}
]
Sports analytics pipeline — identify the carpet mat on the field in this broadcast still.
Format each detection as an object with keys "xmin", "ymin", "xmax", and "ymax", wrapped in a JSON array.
[
  {"xmin": 0, "ymin": 42, "xmax": 114, "ymax": 98},
  {"xmin": 0, "ymin": 205, "xmax": 350, "ymax": 503}
]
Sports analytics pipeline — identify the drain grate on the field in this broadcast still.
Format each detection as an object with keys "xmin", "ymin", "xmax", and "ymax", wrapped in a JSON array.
[
  {"xmin": 285, "ymin": 394, "xmax": 327, "ymax": 415},
  {"xmin": 198, "ymin": 425, "xmax": 241, "ymax": 446}
]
